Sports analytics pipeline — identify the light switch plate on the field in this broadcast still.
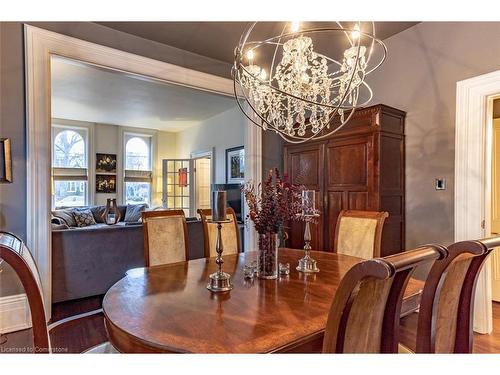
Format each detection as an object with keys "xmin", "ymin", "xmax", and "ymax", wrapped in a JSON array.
[{"xmin": 435, "ymin": 178, "xmax": 446, "ymax": 190}]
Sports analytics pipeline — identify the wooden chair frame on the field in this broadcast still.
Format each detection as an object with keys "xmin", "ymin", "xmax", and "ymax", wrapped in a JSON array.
[
  {"xmin": 197, "ymin": 207, "xmax": 241, "ymax": 258},
  {"xmin": 0, "ymin": 232, "xmax": 50, "ymax": 353},
  {"xmin": 334, "ymin": 210, "xmax": 389, "ymax": 258},
  {"xmin": 0, "ymin": 231, "xmax": 115, "ymax": 353},
  {"xmin": 141, "ymin": 209, "xmax": 189, "ymax": 267},
  {"xmin": 323, "ymin": 244, "xmax": 447, "ymax": 353},
  {"xmin": 415, "ymin": 236, "xmax": 500, "ymax": 353}
]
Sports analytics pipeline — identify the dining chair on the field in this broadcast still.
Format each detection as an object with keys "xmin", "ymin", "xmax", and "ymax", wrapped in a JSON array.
[
  {"xmin": 0, "ymin": 231, "xmax": 115, "ymax": 353},
  {"xmin": 399, "ymin": 236, "xmax": 500, "ymax": 353},
  {"xmin": 322, "ymin": 244, "xmax": 447, "ymax": 353},
  {"xmin": 142, "ymin": 209, "xmax": 189, "ymax": 267},
  {"xmin": 197, "ymin": 208, "xmax": 241, "ymax": 258},
  {"xmin": 334, "ymin": 210, "xmax": 389, "ymax": 259}
]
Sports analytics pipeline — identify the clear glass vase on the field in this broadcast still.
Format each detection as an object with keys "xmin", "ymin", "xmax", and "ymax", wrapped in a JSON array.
[{"xmin": 257, "ymin": 232, "xmax": 279, "ymax": 279}]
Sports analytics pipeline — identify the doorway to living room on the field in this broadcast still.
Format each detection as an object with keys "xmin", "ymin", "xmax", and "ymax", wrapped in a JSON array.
[{"xmin": 25, "ymin": 25, "xmax": 261, "ymax": 317}]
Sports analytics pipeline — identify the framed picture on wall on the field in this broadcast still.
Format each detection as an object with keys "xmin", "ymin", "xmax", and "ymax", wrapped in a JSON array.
[
  {"xmin": 96, "ymin": 174, "xmax": 117, "ymax": 193},
  {"xmin": 0, "ymin": 138, "xmax": 12, "ymax": 183},
  {"xmin": 226, "ymin": 146, "xmax": 245, "ymax": 184},
  {"xmin": 96, "ymin": 153, "xmax": 117, "ymax": 174}
]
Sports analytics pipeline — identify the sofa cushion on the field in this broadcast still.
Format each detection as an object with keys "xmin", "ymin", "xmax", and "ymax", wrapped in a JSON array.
[
  {"xmin": 52, "ymin": 223, "xmax": 70, "ymax": 230},
  {"xmin": 73, "ymin": 208, "xmax": 97, "ymax": 227},
  {"xmin": 118, "ymin": 205, "xmax": 127, "ymax": 222},
  {"xmin": 90, "ymin": 205, "xmax": 106, "ymax": 223},
  {"xmin": 124, "ymin": 204, "xmax": 147, "ymax": 222},
  {"xmin": 52, "ymin": 208, "xmax": 77, "ymax": 227}
]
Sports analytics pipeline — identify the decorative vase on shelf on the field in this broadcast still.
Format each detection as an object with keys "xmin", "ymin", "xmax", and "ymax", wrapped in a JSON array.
[
  {"xmin": 102, "ymin": 198, "xmax": 121, "ymax": 225},
  {"xmin": 257, "ymin": 231, "xmax": 279, "ymax": 279}
]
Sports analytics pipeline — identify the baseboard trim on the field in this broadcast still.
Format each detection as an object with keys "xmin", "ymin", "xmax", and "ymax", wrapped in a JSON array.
[{"xmin": 0, "ymin": 293, "xmax": 32, "ymax": 334}]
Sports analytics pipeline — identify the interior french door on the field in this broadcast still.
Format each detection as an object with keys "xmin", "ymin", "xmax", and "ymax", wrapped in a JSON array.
[{"xmin": 162, "ymin": 159, "xmax": 193, "ymax": 217}]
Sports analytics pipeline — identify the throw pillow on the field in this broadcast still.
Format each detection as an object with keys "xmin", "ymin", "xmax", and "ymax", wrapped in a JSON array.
[
  {"xmin": 73, "ymin": 208, "xmax": 97, "ymax": 227},
  {"xmin": 90, "ymin": 205, "xmax": 106, "ymax": 223},
  {"xmin": 124, "ymin": 204, "xmax": 147, "ymax": 222},
  {"xmin": 52, "ymin": 209, "xmax": 77, "ymax": 227}
]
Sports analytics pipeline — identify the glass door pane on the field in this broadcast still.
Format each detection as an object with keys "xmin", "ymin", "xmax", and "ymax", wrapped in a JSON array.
[
  {"xmin": 162, "ymin": 159, "xmax": 192, "ymax": 217},
  {"xmin": 194, "ymin": 157, "xmax": 211, "ymax": 211}
]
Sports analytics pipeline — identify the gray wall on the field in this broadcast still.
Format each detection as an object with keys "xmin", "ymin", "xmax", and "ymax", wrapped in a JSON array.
[
  {"xmin": 176, "ymin": 106, "xmax": 246, "ymax": 184},
  {"xmin": 0, "ymin": 23, "xmax": 26, "ymax": 298},
  {"xmin": 369, "ymin": 22, "xmax": 500, "ymax": 248},
  {"xmin": 0, "ymin": 23, "xmax": 26, "ymax": 240},
  {"xmin": 262, "ymin": 131, "xmax": 284, "ymax": 180}
]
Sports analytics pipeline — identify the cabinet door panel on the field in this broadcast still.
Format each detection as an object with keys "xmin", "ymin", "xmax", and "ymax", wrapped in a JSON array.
[
  {"xmin": 325, "ymin": 135, "xmax": 374, "ymax": 251},
  {"xmin": 348, "ymin": 192, "xmax": 368, "ymax": 210},
  {"xmin": 327, "ymin": 140, "xmax": 369, "ymax": 188},
  {"xmin": 288, "ymin": 148, "xmax": 322, "ymax": 190}
]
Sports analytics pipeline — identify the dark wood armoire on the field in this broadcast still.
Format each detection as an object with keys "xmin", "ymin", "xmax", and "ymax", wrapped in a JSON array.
[{"xmin": 284, "ymin": 104, "xmax": 405, "ymax": 257}]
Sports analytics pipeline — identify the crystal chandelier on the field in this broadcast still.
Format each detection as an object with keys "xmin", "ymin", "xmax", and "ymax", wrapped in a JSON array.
[{"xmin": 233, "ymin": 22, "xmax": 387, "ymax": 143}]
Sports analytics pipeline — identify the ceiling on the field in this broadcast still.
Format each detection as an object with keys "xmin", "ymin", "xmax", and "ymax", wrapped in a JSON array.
[
  {"xmin": 51, "ymin": 22, "xmax": 419, "ymax": 131},
  {"xmin": 51, "ymin": 57, "xmax": 238, "ymax": 132},
  {"xmin": 96, "ymin": 22, "xmax": 419, "ymax": 64}
]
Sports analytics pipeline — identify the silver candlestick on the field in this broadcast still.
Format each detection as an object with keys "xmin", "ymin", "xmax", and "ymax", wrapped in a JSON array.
[
  {"xmin": 206, "ymin": 219, "xmax": 233, "ymax": 292},
  {"xmin": 296, "ymin": 215, "xmax": 320, "ymax": 273},
  {"xmin": 296, "ymin": 190, "xmax": 320, "ymax": 273},
  {"xmin": 207, "ymin": 190, "xmax": 233, "ymax": 292}
]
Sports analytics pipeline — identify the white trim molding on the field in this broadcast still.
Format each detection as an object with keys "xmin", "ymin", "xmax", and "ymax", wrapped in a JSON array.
[
  {"xmin": 244, "ymin": 103, "xmax": 262, "ymax": 252},
  {"xmin": 24, "ymin": 25, "xmax": 253, "ymax": 318},
  {"xmin": 455, "ymin": 69, "xmax": 500, "ymax": 334},
  {"xmin": 0, "ymin": 294, "xmax": 31, "ymax": 334}
]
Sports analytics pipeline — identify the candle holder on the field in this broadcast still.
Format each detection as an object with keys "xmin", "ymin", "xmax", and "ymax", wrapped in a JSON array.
[
  {"xmin": 206, "ymin": 218, "xmax": 234, "ymax": 292},
  {"xmin": 296, "ymin": 214, "xmax": 320, "ymax": 273}
]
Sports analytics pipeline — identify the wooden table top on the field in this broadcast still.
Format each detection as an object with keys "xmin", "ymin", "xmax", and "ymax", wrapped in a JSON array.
[{"xmin": 103, "ymin": 248, "xmax": 423, "ymax": 353}]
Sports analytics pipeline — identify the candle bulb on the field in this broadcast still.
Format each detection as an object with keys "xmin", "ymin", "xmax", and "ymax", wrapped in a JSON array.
[
  {"xmin": 212, "ymin": 191, "xmax": 227, "ymax": 222},
  {"xmin": 302, "ymin": 190, "xmax": 315, "ymax": 216}
]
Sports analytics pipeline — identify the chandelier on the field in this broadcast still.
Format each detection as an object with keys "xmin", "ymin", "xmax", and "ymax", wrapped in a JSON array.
[{"xmin": 232, "ymin": 22, "xmax": 387, "ymax": 143}]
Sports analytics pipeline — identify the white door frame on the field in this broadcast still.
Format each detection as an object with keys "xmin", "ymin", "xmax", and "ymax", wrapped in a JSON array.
[
  {"xmin": 455, "ymin": 69, "xmax": 500, "ymax": 334},
  {"xmin": 25, "ymin": 25, "xmax": 261, "ymax": 318}
]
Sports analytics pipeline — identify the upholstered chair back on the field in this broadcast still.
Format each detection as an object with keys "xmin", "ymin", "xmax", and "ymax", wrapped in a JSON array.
[
  {"xmin": 0, "ymin": 232, "xmax": 50, "ymax": 353},
  {"xmin": 323, "ymin": 245, "xmax": 446, "ymax": 353},
  {"xmin": 334, "ymin": 210, "xmax": 389, "ymax": 259},
  {"xmin": 414, "ymin": 237, "xmax": 500, "ymax": 353},
  {"xmin": 142, "ymin": 210, "xmax": 189, "ymax": 267},
  {"xmin": 197, "ymin": 208, "xmax": 241, "ymax": 258}
]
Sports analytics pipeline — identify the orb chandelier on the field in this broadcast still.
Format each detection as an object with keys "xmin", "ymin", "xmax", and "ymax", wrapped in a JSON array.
[{"xmin": 232, "ymin": 22, "xmax": 387, "ymax": 143}]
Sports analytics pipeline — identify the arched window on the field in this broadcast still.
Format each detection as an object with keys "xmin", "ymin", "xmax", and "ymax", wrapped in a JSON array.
[
  {"xmin": 53, "ymin": 130, "xmax": 86, "ymax": 168},
  {"xmin": 124, "ymin": 134, "xmax": 152, "ymax": 205},
  {"xmin": 125, "ymin": 137, "xmax": 150, "ymax": 170},
  {"xmin": 52, "ymin": 126, "xmax": 88, "ymax": 208}
]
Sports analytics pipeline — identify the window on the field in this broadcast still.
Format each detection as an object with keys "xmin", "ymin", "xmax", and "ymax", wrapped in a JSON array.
[
  {"xmin": 124, "ymin": 134, "xmax": 152, "ymax": 205},
  {"xmin": 52, "ymin": 127, "xmax": 88, "ymax": 208}
]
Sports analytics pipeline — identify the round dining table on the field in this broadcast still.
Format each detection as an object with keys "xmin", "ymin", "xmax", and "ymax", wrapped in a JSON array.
[{"xmin": 102, "ymin": 248, "xmax": 423, "ymax": 353}]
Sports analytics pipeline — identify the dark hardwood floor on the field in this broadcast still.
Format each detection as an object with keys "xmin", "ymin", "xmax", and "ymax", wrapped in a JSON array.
[
  {"xmin": 1, "ymin": 295, "xmax": 107, "ymax": 354},
  {"xmin": 2, "ymin": 297, "xmax": 500, "ymax": 353}
]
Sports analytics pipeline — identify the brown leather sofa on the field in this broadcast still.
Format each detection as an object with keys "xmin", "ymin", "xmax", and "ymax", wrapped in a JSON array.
[{"xmin": 51, "ymin": 206, "xmax": 205, "ymax": 303}]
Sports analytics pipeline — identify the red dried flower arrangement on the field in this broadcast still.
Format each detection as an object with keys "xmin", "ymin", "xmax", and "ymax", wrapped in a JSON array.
[{"xmin": 243, "ymin": 168, "xmax": 305, "ymax": 234}]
